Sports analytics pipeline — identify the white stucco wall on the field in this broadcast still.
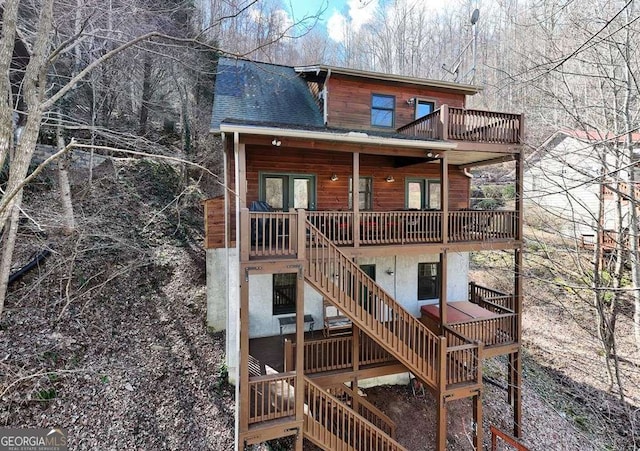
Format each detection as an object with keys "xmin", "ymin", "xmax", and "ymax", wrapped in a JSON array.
[
  {"xmin": 205, "ymin": 247, "xmax": 239, "ymax": 383},
  {"xmin": 243, "ymin": 252, "xmax": 470, "ymax": 339}
]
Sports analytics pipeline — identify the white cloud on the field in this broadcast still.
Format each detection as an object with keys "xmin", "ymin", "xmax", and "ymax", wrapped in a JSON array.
[
  {"xmin": 327, "ymin": 11, "xmax": 347, "ymax": 42},
  {"xmin": 347, "ymin": 0, "xmax": 378, "ymax": 31},
  {"xmin": 326, "ymin": 0, "xmax": 379, "ymax": 43}
]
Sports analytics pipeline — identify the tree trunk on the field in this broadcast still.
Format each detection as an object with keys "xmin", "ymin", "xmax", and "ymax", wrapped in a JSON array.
[{"xmin": 57, "ymin": 132, "xmax": 75, "ymax": 234}]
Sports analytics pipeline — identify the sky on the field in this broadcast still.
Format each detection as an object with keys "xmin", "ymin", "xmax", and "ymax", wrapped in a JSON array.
[{"xmin": 285, "ymin": 0, "xmax": 451, "ymax": 43}]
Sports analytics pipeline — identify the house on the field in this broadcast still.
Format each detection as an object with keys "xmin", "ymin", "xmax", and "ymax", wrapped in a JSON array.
[
  {"xmin": 205, "ymin": 57, "xmax": 524, "ymax": 450},
  {"xmin": 523, "ymin": 129, "xmax": 640, "ymax": 251}
]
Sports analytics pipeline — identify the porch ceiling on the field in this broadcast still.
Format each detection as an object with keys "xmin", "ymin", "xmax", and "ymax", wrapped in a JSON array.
[{"xmin": 221, "ymin": 123, "xmax": 519, "ymax": 168}]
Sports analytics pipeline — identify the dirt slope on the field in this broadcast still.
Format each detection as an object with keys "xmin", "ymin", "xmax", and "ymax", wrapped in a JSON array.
[{"xmin": 1, "ymin": 160, "xmax": 234, "ymax": 450}]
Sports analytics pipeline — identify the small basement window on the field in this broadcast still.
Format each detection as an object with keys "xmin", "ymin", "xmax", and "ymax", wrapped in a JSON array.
[{"xmin": 273, "ymin": 273, "xmax": 297, "ymax": 315}]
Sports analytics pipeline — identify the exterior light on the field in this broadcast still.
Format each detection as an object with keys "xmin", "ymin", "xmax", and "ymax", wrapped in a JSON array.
[
  {"xmin": 386, "ymin": 175, "xmax": 395, "ymax": 183},
  {"xmin": 271, "ymin": 138, "xmax": 282, "ymax": 147},
  {"xmin": 330, "ymin": 174, "xmax": 339, "ymax": 181}
]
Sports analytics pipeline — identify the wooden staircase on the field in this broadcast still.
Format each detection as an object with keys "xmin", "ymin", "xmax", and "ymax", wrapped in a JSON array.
[
  {"xmin": 303, "ymin": 376, "xmax": 406, "ymax": 451},
  {"xmin": 304, "ymin": 220, "xmax": 481, "ymax": 393}
]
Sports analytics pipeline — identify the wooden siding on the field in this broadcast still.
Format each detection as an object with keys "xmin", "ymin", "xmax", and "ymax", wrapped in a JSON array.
[
  {"xmin": 245, "ymin": 146, "xmax": 470, "ymax": 211},
  {"xmin": 327, "ymin": 75, "xmax": 466, "ymax": 131}
]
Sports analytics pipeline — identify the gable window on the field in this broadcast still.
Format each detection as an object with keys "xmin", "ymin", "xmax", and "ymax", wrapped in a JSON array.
[
  {"xmin": 406, "ymin": 179, "xmax": 441, "ymax": 210},
  {"xmin": 415, "ymin": 100, "xmax": 436, "ymax": 119},
  {"xmin": 349, "ymin": 177, "xmax": 373, "ymax": 210},
  {"xmin": 273, "ymin": 273, "xmax": 297, "ymax": 315},
  {"xmin": 260, "ymin": 173, "xmax": 316, "ymax": 211},
  {"xmin": 371, "ymin": 94, "xmax": 395, "ymax": 127},
  {"xmin": 418, "ymin": 262, "xmax": 440, "ymax": 300}
]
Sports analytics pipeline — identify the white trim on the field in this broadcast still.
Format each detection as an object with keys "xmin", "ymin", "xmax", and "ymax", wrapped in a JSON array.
[{"xmin": 217, "ymin": 123, "xmax": 457, "ymax": 151}]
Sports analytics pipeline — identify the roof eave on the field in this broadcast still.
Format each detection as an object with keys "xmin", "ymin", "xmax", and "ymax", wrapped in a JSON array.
[{"xmin": 294, "ymin": 64, "xmax": 483, "ymax": 95}]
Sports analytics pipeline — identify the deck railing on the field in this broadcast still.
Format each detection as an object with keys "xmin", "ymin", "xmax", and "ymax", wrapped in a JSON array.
[
  {"xmin": 449, "ymin": 313, "xmax": 517, "ymax": 349},
  {"xmin": 243, "ymin": 209, "xmax": 518, "ymax": 258},
  {"xmin": 603, "ymin": 182, "xmax": 640, "ymax": 200},
  {"xmin": 248, "ymin": 372, "xmax": 296, "ymax": 424},
  {"xmin": 327, "ymin": 384, "xmax": 398, "ymax": 439},
  {"xmin": 443, "ymin": 327, "xmax": 482, "ymax": 388},
  {"xmin": 469, "ymin": 282, "xmax": 515, "ymax": 312},
  {"xmin": 397, "ymin": 105, "xmax": 522, "ymax": 144},
  {"xmin": 304, "ymin": 377, "xmax": 406, "ymax": 451},
  {"xmin": 285, "ymin": 334, "xmax": 396, "ymax": 374}
]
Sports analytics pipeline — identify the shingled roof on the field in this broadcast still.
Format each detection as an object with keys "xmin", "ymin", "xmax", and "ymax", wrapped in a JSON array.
[{"xmin": 210, "ymin": 57, "xmax": 324, "ymax": 132}]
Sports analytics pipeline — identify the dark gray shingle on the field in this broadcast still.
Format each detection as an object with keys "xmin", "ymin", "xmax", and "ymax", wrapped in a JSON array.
[{"xmin": 211, "ymin": 58, "xmax": 323, "ymax": 131}]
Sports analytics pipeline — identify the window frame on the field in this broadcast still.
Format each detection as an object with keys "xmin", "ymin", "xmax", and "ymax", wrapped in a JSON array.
[
  {"xmin": 272, "ymin": 272, "xmax": 297, "ymax": 315},
  {"xmin": 417, "ymin": 262, "xmax": 440, "ymax": 301},
  {"xmin": 348, "ymin": 176, "xmax": 373, "ymax": 211},
  {"xmin": 405, "ymin": 178, "xmax": 441, "ymax": 210},
  {"xmin": 259, "ymin": 172, "xmax": 317, "ymax": 211},
  {"xmin": 415, "ymin": 99, "xmax": 437, "ymax": 120},
  {"xmin": 371, "ymin": 93, "xmax": 395, "ymax": 128}
]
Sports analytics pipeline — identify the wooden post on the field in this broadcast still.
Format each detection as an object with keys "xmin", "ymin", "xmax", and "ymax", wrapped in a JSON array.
[
  {"xmin": 353, "ymin": 152, "xmax": 360, "ymax": 248},
  {"xmin": 237, "ymin": 140, "xmax": 247, "ymax": 209},
  {"xmin": 240, "ymin": 208, "xmax": 249, "ymax": 262},
  {"xmin": 473, "ymin": 393, "xmax": 483, "ymax": 451},
  {"xmin": 436, "ymin": 394, "xmax": 447, "ymax": 451},
  {"xmin": 441, "ymin": 104, "xmax": 449, "ymax": 141},
  {"xmin": 283, "ymin": 339, "xmax": 294, "ymax": 372},
  {"xmin": 352, "ymin": 324, "xmax": 360, "ymax": 372},
  {"xmin": 297, "ymin": 209, "xmax": 306, "ymax": 259},
  {"xmin": 238, "ymin": 268, "xmax": 250, "ymax": 434},
  {"xmin": 515, "ymin": 151, "xmax": 524, "ymax": 242},
  {"xmin": 439, "ymin": 251, "xmax": 448, "ymax": 328},
  {"xmin": 513, "ymin": 351, "xmax": 522, "ymax": 438},
  {"xmin": 441, "ymin": 152, "xmax": 449, "ymax": 244},
  {"xmin": 294, "ymin": 265, "xmax": 305, "ymax": 451}
]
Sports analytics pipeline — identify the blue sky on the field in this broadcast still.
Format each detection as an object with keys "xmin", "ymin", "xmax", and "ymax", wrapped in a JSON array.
[{"xmin": 285, "ymin": 0, "xmax": 450, "ymax": 42}]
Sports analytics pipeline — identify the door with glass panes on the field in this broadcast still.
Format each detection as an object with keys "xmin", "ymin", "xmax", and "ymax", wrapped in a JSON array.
[{"xmin": 261, "ymin": 174, "xmax": 316, "ymax": 211}]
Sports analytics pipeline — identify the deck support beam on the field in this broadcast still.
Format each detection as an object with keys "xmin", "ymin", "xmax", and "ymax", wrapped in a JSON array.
[
  {"xmin": 436, "ymin": 395, "xmax": 447, "ymax": 451},
  {"xmin": 473, "ymin": 392, "xmax": 483, "ymax": 450},
  {"xmin": 238, "ymin": 266, "xmax": 250, "ymax": 437}
]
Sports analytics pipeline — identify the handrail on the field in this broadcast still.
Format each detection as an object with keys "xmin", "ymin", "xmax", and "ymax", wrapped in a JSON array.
[
  {"xmin": 442, "ymin": 327, "xmax": 482, "ymax": 387},
  {"xmin": 397, "ymin": 105, "xmax": 522, "ymax": 144},
  {"xmin": 305, "ymin": 220, "xmax": 442, "ymax": 389},
  {"xmin": 304, "ymin": 377, "xmax": 407, "ymax": 451},
  {"xmin": 469, "ymin": 282, "xmax": 515, "ymax": 312},
  {"xmin": 448, "ymin": 313, "xmax": 517, "ymax": 349},
  {"xmin": 248, "ymin": 372, "xmax": 296, "ymax": 424},
  {"xmin": 288, "ymin": 334, "xmax": 396, "ymax": 374},
  {"xmin": 328, "ymin": 384, "xmax": 398, "ymax": 439}
]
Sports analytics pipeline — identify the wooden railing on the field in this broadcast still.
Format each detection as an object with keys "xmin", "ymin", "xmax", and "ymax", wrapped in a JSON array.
[
  {"xmin": 242, "ymin": 209, "xmax": 518, "ymax": 259},
  {"xmin": 304, "ymin": 377, "xmax": 406, "ymax": 451},
  {"xmin": 285, "ymin": 334, "xmax": 396, "ymax": 374},
  {"xmin": 248, "ymin": 372, "xmax": 296, "ymax": 424},
  {"xmin": 443, "ymin": 327, "xmax": 482, "ymax": 388},
  {"xmin": 469, "ymin": 282, "xmax": 514, "ymax": 312},
  {"xmin": 308, "ymin": 211, "xmax": 354, "ymax": 246},
  {"xmin": 327, "ymin": 384, "xmax": 398, "ymax": 439},
  {"xmin": 449, "ymin": 210, "xmax": 516, "ymax": 242},
  {"xmin": 305, "ymin": 220, "xmax": 442, "ymax": 389},
  {"xmin": 397, "ymin": 105, "xmax": 522, "ymax": 144},
  {"xmin": 244, "ymin": 210, "xmax": 299, "ymax": 258},
  {"xmin": 449, "ymin": 313, "xmax": 517, "ymax": 349}
]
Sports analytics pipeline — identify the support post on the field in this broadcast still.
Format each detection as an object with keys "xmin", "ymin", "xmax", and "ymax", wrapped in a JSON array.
[
  {"xmin": 439, "ymin": 251, "xmax": 448, "ymax": 328},
  {"xmin": 352, "ymin": 324, "xmax": 360, "ymax": 372},
  {"xmin": 513, "ymin": 351, "xmax": 522, "ymax": 438},
  {"xmin": 441, "ymin": 152, "xmax": 449, "ymax": 244},
  {"xmin": 473, "ymin": 393, "xmax": 483, "ymax": 451},
  {"xmin": 238, "ymin": 268, "xmax": 250, "ymax": 435},
  {"xmin": 436, "ymin": 395, "xmax": 447, "ymax": 451},
  {"xmin": 353, "ymin": 152, "xmax": 360, "ymax": 247},
  {"xmin": 294, "ymin": 265, "xmax": 305, "ymax": 433},
  {"xmin": 440, "ymin": 104, "xmax": 449, "ymax": 141}
]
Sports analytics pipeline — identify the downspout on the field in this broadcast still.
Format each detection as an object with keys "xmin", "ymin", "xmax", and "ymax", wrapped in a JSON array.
[
  {"xmin": 232, "ymin": 131, "xmax": 240, "ymax": 451},
  {"xmin": 323, "ymin": 68, "xmax": 331, "ymax": 125}
]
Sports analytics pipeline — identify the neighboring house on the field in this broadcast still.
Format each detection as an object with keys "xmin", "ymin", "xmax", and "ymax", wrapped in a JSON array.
[
  {"xmin": 205, "ymin": 57, "xmax": 524, "ymax": 451},
  {"xmin": 524, "ymin": 129, "xmax": 640, "ymax": 249}
]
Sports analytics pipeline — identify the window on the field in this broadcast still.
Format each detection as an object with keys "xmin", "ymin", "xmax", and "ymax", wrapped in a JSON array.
[
  {"xmin": 371, "ymin": 94, "xmax": 395, "ymax": 127},
  {"xmin": 349, "ymin": 177, "xmax": 373, "ymax": 210},
  {"xmin": 418, "ymin": 262, "xmax": 440, "ymax": 300},
  {"xmin": 406, "ymin": 179, "xmax": 441, "ymax": 210},
  {"xmin": 415, "ymin": 100, "xmax": 435, "ymax": 119},
  {"xmin": 260, "ymin": 173, "xmax": 316, "ymax": 210},
  {"xmin": 273, "ymin": 273, "xmax": 297, "ymax": 315}
]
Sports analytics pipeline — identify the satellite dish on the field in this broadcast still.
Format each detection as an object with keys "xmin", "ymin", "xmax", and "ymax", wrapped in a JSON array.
[{"xmin": 471, "ymin": 8, "xmax": 480, "ymax": 25}]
